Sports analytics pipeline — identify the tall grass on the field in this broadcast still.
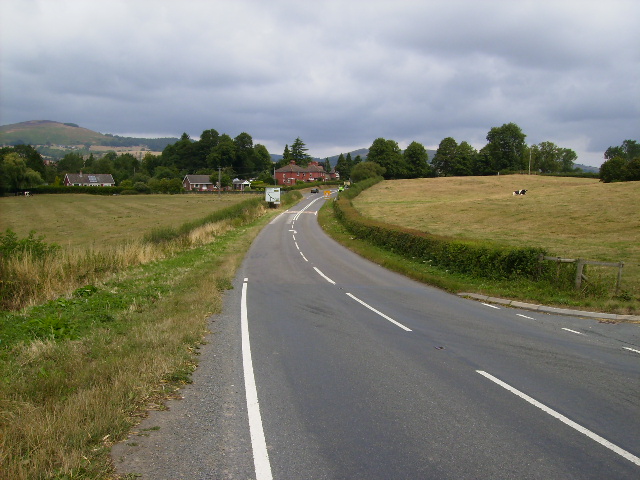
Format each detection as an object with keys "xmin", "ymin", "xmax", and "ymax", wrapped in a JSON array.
[
  {"xmin": 0, "ymin": 191, "xmax": 300, "ymax": 479},
  {"xmin": 0, "ymin": 199, "xmax": 267, "ymax": 311}
]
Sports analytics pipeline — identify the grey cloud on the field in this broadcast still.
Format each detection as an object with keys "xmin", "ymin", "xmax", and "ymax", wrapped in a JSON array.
[{"xmin": 1, "ymin": 0, "xmax": 638, "ymax": 166}]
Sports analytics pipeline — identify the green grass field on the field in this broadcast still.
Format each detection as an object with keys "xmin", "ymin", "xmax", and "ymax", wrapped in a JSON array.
[
  {"xmin": 0, "ymin": 193, "xmax": 252, "ymax": 248},
  {"xmin": 352, "ymin": 175, "xmax": 640, "ymax": 304}
]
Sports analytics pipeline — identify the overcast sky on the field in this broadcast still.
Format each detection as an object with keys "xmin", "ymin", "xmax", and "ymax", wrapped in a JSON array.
[{"xmin": 2, "ymin": 0, "xmax": 638, "ymax": 166}]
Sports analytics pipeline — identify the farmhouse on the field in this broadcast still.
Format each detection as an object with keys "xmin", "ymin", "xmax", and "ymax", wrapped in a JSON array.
[
  {"xmin": 63, "ymin": 173, "xmax": 115, "ymax": 187},
  {"xmin": 232, "ymin": 178, "xmax": 251, "ymax": 191},
  {"xmin": 183, "ymin": 174, "xmax": 215, "ymax": 192},
  {"xmin": 274, "ymin": 160, "xmax": 329, "ymax": 186}
]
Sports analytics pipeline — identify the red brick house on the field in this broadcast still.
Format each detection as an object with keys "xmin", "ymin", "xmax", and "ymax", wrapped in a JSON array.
[
  {"xmin": 183, "ymin": 174, "xmax": 215, "ymax": 192},
  {"xmin": 274, "ymin": 161, "xmax": 328, "ymax": 186},
  {"xmin": 63, "ymin": 173, "xmax": 115, "ymax": 187}
]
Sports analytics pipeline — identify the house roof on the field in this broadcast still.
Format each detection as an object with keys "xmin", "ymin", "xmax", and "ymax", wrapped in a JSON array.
[
  {"xmin": 275, "ymin": 162, "xmax": 327, "ymax": 174},
  {"xmin": 183, "ymin": 175, "xmax": 213, "ymax": 184},
  {"xmin": 232, "ymin": 178, "xmax": 251, "ymax": 185},
  {"xmin": 65, "ymin": 173, "xmax": 115, "ymax": 184}
]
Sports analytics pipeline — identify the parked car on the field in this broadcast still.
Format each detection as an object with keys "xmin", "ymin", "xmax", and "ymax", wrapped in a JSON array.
[{"xmin": 310, "ymin": 188, "xmax": 319, "ymax": 193}]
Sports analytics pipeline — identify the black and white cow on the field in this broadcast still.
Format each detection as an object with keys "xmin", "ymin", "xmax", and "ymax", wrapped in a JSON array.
[{"xmin": 513, "ymin": 189, "xmax": 528, "ymax": 195}]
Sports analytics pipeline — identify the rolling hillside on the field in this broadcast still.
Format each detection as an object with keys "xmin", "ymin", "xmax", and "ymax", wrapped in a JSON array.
[{"xmin": 0, "ymin": 120, "xmax": 178, "ymax": 150}]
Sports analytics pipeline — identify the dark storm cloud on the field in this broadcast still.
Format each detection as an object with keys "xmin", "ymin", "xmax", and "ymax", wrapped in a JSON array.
[{"xmin": 1, "ymin": 0, "xmax": 638, "ymax": 166}]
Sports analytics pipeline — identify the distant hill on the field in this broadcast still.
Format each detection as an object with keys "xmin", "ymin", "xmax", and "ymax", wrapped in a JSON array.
[
  {"xmin": 0, "ymin": 120, "xmax": 179, "ymax": 151},
  {"xmin": 575, "ymin": 163, "xmax": 599, "ymax": 173}
]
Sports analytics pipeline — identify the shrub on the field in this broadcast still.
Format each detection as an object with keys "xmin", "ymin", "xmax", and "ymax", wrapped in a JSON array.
[{"xmin": 0, "ymin": 229, "xmax": 60, "ymax": 261}]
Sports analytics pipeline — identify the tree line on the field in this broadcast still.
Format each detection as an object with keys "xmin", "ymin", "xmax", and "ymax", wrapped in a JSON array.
[
  {"xmin": 338, "ymin": 123, "xmax": 588, "ymax": 182},
  {"xmin": 1, "ymin": 123, "xmax": 637, "ymax": 194},
  {"xmin": 0, "ymin": 128, "xmax": 275, "ymax": 194}
]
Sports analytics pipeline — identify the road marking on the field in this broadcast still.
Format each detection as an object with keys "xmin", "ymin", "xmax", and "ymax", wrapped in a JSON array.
[
  {"xmin": 241, "ymin": 280, "xmax": 273, "ymax": 480},
  {"xmin": 562, "ymin": 328, "xmax": 584, "ymax": 335},
  {"xmin": 300, "ymin": 251, "xmax": 308, "ymax": 262},
  {"xmin": 623, "ymin": 347, "xmax": 640, "ymax": 355},
  {"xmin": 477, "ymin": 370, "xmax": 640, "ymax": 466},
  {"xmin": 294, "ymin": 241, "xmax": 300, "ymax": 250},
  {"xmin": 517, "ymin": 314, "xmax": 535, "ymax": 320},
  {"xmin": 292, "ymin": 235, "xmax": 296, "ymax": 241},
  {"xmin": 481, "ymin": 303, "xmax": 501, "ymax": 309},
  {"xmin": 346, "ymin": 293, "xmax": 412, "ymax": 332},
  {"xmin": 313, "ymin": 267, "xmax": 335, "ymax": 284},
  {"xmin": 293, "ymin": 197, "xmax": 321, "ymax": 221}
]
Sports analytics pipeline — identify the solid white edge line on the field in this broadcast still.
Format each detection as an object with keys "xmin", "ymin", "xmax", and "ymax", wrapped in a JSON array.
[
  {"xmin": 623, "ymin": 347, "xmax": 640, "ymax": 354},
  {"xmin": 313, "ymin": 267, "xmax": 336, "ymax": 285},
  {"xmin": 346, "ymin": 293, "xmax": 412, "ymax": 332},
  {"xmin": 562, "ymin": 327, "xmax": 584, "ymax": 335},
  {"xmin": 481, "ymin": 302, "xmax": 501, "ymax": 309},
  {"xmin": 241, "ymin": 281, "xmax": 273, "ymax": 480},
  {"xmin": 476, "ymin": 370, "xmax": 640, "ymax": 466}
]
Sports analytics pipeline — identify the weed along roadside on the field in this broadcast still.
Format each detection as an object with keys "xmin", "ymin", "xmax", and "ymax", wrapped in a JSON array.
[
  {"xmin": 0, "ymin": 191, "xmax": 301, "ymax": 479},
  {"xmin": 319, "ymin": 175, "xmax": 639, "ymax": 317}
]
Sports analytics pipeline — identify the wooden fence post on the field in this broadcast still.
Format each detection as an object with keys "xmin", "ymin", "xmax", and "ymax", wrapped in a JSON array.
[
  {"xmin": 575, "ymin": 259, "xmax": 585, "ymax": 290},
  {"xmin": 616, "ymin": 262, "xmax": 624, "ymax": 293}
]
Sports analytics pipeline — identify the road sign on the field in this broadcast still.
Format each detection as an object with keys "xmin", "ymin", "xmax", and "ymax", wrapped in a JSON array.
[{"xmin": 265, "ymin": 187, "xmax": 281, "ymax": 204}]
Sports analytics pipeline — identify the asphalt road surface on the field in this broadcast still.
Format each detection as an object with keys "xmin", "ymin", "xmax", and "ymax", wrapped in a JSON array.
[{"xmin": 113, "ymin": 192, "xmax": 640, "ymax": 479}]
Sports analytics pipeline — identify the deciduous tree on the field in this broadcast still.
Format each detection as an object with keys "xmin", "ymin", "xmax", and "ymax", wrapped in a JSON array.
[
  {"xmin": 366, "ymin": 138, "xmax": 407, "ymax": 179},
  {"xmin": 485, "ymin": 122, "xmax": 527, "ymax": 171}
]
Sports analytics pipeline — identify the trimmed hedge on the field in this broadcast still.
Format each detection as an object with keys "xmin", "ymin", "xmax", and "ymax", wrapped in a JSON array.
[
  {"xmin": 28, "ymin": 185, "xmax": 126, "ymax": 195},
  {"xmin": 333, "ymin": 177, "xmax": 548, "ymax": 280}
]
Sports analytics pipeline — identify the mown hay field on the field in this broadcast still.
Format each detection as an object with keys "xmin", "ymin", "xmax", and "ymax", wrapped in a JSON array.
[
  {"xmin": 0, "ymin": 193, "xmax": 252, "ymax": 248},
  {"xmin": 353, "ymin": 175, "xmax": 640, "ymax": 297}
]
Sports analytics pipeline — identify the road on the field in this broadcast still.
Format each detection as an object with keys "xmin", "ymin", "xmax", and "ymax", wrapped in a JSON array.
[{"xmin": 113, "ymin": 192, "xmax": 640, "ymax": 479}]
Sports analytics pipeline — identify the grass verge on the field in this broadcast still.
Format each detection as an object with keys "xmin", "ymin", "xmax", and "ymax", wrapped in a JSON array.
[
  {"xmin": 318, "ymin": 199, "xmax": 638, "ymax": 316},
  {"xmin": 0, "ymin": 192, "xmax": 301, "ymax": 479}
]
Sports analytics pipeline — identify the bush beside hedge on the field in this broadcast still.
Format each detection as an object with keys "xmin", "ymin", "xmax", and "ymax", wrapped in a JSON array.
[{"xmin": 333, "ymin": 177, "xmax": 548, "ymax": 281}]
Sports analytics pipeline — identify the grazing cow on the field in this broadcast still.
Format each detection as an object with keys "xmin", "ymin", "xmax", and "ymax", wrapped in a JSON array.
[{"xmin": 513, "ymin": 189, "xmax": 528, "ymax": 195}]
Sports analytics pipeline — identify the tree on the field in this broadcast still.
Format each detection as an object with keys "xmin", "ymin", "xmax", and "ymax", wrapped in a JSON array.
[
  {"xmin": 335, "ymin": 153, "xmax": 349, "ymax": 179},
  {"xmin": 233, "ymin": 132, "xmax": 255, "ymax": 178},
  {"xmin": 560, "ymin": 148, "xmax": 577, "ymax": 172},
  {"xmin": 605, "ymin": 140, "xmax": 640, "ymax": 161},
  {"xmin": 253, "ymin": 144, "xmax": 273, "ymax": 174},
  {"xmin": 485, "ymin": 122, "xmax": 527, "ymax": 171},
  {"xmin": 403, "ymin": 141, "xmax": 431, "ymax": 178},
  {"xmin": 323, "ymin": 158, "xmax": 331, "ymax": 173},
  {"xmin": 350, "ymin": 161, "xmax": 386, "ymax": 183},
  {"xmin": 366, "ymin": 138, "xmax": 407, "ymax": 179},
  {"xmin": 453, "ymin": 141, "xmax": 477, "ymax": 176},
  {"xmin": 600, "ymin": 139, "xmax": 640, "ymax": 182},
  {"xmin": 0, "ymin": 153, "xmax": 44, "ymax": 192},
  {"xmin": 290, "ymin": 137, "xmax": 311, "ymax": 167},
  {"xmin": 535, "ymin": 141, "xmax": 561, "ymax": 173},
  {"xmin": 207, "ymin": 134, "xmax": 235, "ymax": 170},
  {"xmin": 599, "ymin": 156, "xmax": 627, "ymax": 183},
  {"xmin": 57, "ymin": 152, "xmax": 84, "ymax": 173},
  {"xmin": 7, "ymin": 145, "xmax": 46, "ymax": 177},
  {"xmin": 162, "ymin": 132, "xmax": 195, "ymax": 172},
  {"xmin": 198, "ymin": 129, "xmax": 220, "ymax": 154},
  {"xmin": 432, "ymin": 137, "xmax": 458, "ymax": 176}
]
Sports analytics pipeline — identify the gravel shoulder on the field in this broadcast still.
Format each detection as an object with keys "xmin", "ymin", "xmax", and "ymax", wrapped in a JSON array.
[{"xmin": 111, "ymin": 280, "xmax": 254, "ymax": 479}]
